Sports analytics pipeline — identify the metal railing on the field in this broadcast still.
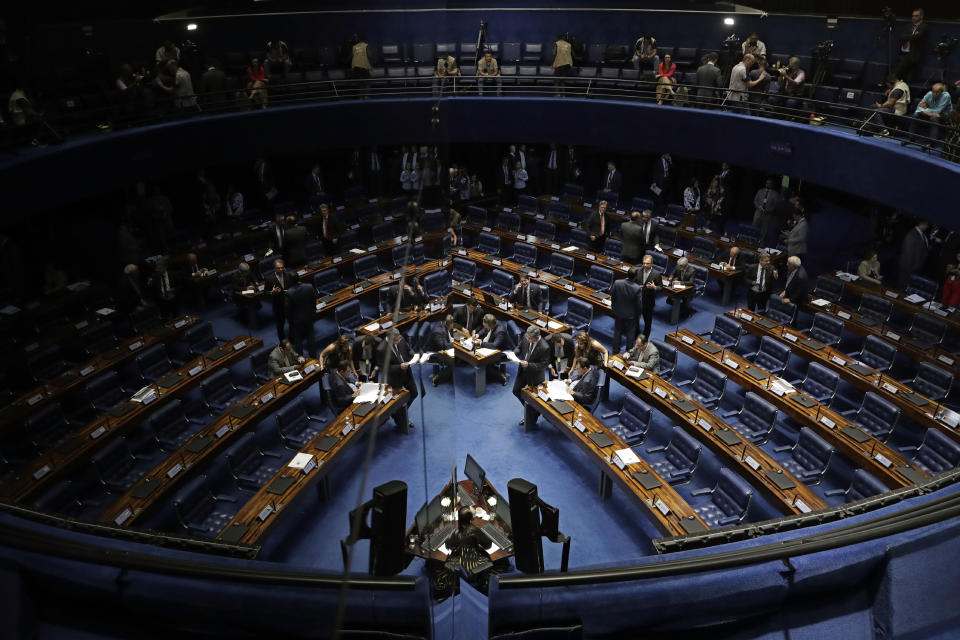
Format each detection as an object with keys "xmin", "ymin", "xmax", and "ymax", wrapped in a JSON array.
[{"xmin": 21, "ymin": 75, "xmax": 960, "ymax": 163}]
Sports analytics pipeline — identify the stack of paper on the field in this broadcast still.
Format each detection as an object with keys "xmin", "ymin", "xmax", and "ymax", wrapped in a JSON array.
[
  {"xmin": 546, "ymin": 380, "xmax": 573, "ymax": 401},
  {"xmin": 562, "ymin": 245, "xmax": 579, "ymax": 252},
  {"xmin": 547, "ymin": 320, "xmax": 564, "ymax": 330},
  {"xmin": 354, "ymin": 382, "xmax": 381, "ymax": 403},
  {"xmin": 442, "ymin": 348, "xmax": 455, "ymax": 358},
  {"xmin": 614, "ymin": 448, "xmax": 640, "ymax": 465},
  {"xmin": 504, "ymin": 351, "xmax": 521, "ymax": 363},
  {"xmin": 476, "ymin": 348, "xmax": 498, "ymax": 357},
  {"xmin": 288, "ymin": 452, "xmax": 317, "ymax": 474},
  {"xmin": 904, "ymin": 293, "xmax": 926, "ymax": 304},
  {"xmin": 811, "ymin": 298, "xmax": 830, "ymax": 307},
  {"xmin": 365, "ymin": 322, "xmax": 381, "ymax": 332},
  {"xmin": 349, "ymin": 248, "xmax": 366, "ymax": 255}
]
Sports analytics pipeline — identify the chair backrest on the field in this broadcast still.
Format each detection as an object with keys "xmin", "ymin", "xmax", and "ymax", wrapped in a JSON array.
[
  {"xmin": 650, "ymin": 339, "xmax": 675, "ymax": 377},
  {"xmin": 754, "ymin": 336, "xmax": 791, "ymax": 372},
  {"xmin": 478, "ymin": 232, "xmax": 500, "ymax": 255},
  {"xmin": 905, "ymin": 274, "xmax": 938, "ymax": 300},
  {"xmin": 794, "ymin": 427, "xmax": 836, "ymax": 472},
  {"xmin": 335, "ymin": 299, "xmax": 362, "ymax": 325},
  {"xmin": 201, "ymin": 368, "xmax": 233, "ymax": 401},
  {"xmin": 691, "ymin": 237, "xmax": 717, "ymax": 260},
  {"xmin": 354, "ymin": 254, "xmax": 379, "ymax": 280},
  {"xmin": 690, "ymin": 265, "xmax": 709, "ymax": 293},
  {"xmin": 513, "ymin": 242, "xmax": 537, "ymax": 264},
  {"xmin": 665, "ymin": 426, "xmax": 702, "ymax": 473},
  {"xmin": 648, "ymin": 251, "xmax": 669, "ymax": 272},
  {"xmin": 466, "ymin": 205, "xmax": 488, "ymax": 225},
  {"xmin": 136, "ymin": 344, "xmax": 170, "ymax": 374},
  {"xmin": 603, "ymin": 238, "xmax": 623, "ymax": 259},
  {"xmin": 423, "ymin": 271, "xmax": 452, "ymax": 297},
  {"xmin": 172, "ymin": 474, "xmax": 214, "ymax": 527},
  {"xmin": 692, "ymin": 362, "xmax": 726, "ymax": 398},
  {"xmin": 803, "ymin": 362, "xmax": 839, "ymax": 396},
  {"xmin": 847, "ymin": 468, "xmax": 886, "ymax": 500},
  {"xmin": 489, "ymin": 269, "xmax": 515, "ymax": 294},
  {"xmin": 565, "ymin": 299, "xmax": 593, "ymax": 327},
  {"xmin": 586, "ymin": 265, "xmax": 614, "ymax": 290},
  {"xmin": 621, "ymin": 393, "xmax": 652, "ymax": 432},
  {"xmin": 275, "ymin": 399, "xmax": 307, "ymax": 431},
  {"xmin": 713, "ymin": 468, "xmax": 753, "ymax": 520},
  {"xmin": 911, "ymin": 313, "xmax": 946, "ymax": 344},
  {"xmin": 313, "ymin": 268, "xmax": 339, "ymax": 290},
  {"xmin": 224, "ymin": 432, "xmax": 259, "ymax": 475},
  {"xmin": 712, "ymin": 315, "xmax": 743, "ymax": 346},
  {"xmin": 534, "ymin": 220, "xmax": 556, "ymax": 240},
  {"xmin": 856, "ymin": 391, "xmax": 900, "ymax": 438},
  {"xmin": 569, "ymin": 228, "xmax": 590, "ymax": 249},
  {"xmin": 813, "ymin": 276, "xmax": 844, "ymax": 302},
  {"xmin": 809, "ymin": 313, "xmax": 843, "ymax": 344},
  {"xmin": 184, "ymin": 322, "xmax": 216, "ymax": 353},
  {"xmin": 765, "ymin": 297, "xmax": 797, "ymax": 325},
  {"xmin": 372, "ymin": 221, "xmax": 394, "ymax": 243},
  {"xmin": 861, "ymin": 335, "xmax": 897, "ymax": 368},
  {"xmin": 249, "ymin": 345, "xmax": 272, "ymax": 383},
  {"xmin": 741, "ymin": 392, "xmax": 778, "ymax": 433},
  {"xmin": 549, "ymin": 253, "xmax": 574, "ymax": 275},
  {"xmin": 517, "ymin": 194, "xmax": 539, "ymax": 212},
  {"xmin": 452, "ymin": 258, "xmax": 477, "ymax": 282},
  {"xmin": 913, "ymin": 362, "xmax": 953, "ymax": 400},
  {"xmin": 859, "ymin": 294, "xmax": 892, "ymax": 322},
  {"xmin": 378, "ymin": 285, "xmax": 398, "ymax": 314}
]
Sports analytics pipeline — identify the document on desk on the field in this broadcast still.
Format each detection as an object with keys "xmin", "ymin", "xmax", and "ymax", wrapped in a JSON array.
[
  {"xmin": 904, "ymin": 293, "xmax": 926, "ymax": 304},
  {"xmin": 504, "ymin": 351, "xmax": 521, "ymax": 363},
  {"xmin": 546, "ymin": 380, "xmax": 573, "ymax": 401},
  {"xmin": 476, "ymin": 348, "xmax": 499, "ymax": 357},
  {"xmin": 562, "ymin": 246, "xmax": 579, "ymax": 252},
  {"xmin": 485, "ymin": 542, "xmax": 499, "ymax": 555},
  {"xmin": 548, "ymin": 320, "xmax": 564, "ymax": 330},
  {"xmin": 442, "ymin": 348, "xmax": 455, "ymax": 358},
  {"xmin": 0, "ymin": 305, "xmax": 20, "ymax": 315},
  {"xmin": 365, "ymin": 322, "xmax": 381, "ymax": 332},
  {"xmin": 349, "ymin": 248, "xmax": 366, "ymax": 254},
  {"xmin": 354, "ymin": 383, "xmax": 381, "ymax": 404},
  {"xmin": 615, "ymin": 448, "xmax": 641, "ymax": 465},
  {"xmin": 811, "ymin": 298, "xmax": 830, "ymax": 307}
]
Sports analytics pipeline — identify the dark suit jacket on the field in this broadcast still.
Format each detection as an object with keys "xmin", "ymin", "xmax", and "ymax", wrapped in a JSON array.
[
  {"xmin": 199, "ymin": 68, "xmax": 227, "ymax": 98},
  {"xmin": 900, "ymin": 227, "xmax": 930, "ymax": 274},
  {"xmin": 514, "ymin": 338, "xmax": 551, "ymax": 387},
  {"xmin": 899, "ymin": 21, "xmax": 929, "ymax": 63},
  {"xmin": 452, "ymin": 305, "xmax": 483, "ymax": 333},
  {"xmin": 783, "ymin": 267, "xmax": 809, "ymax": 305},
  {"xmin": 620, "ymin": 220, "xmax": 645, "ymax": 263},
  {"xmin": 427, "ymin": 322, "xmax": 454, "ymax": 351},
  {"xmin": 673, "ymin": 264, "xmax": 697, "ymax": 285},
  {"xmin": 634, "ymin": 267, "xmax": 663, "ymax": 308},
  {"xmin": 510, "ymin": 282, "xmax": 542, "ymax": 309},
  {"xmin": 585, "ymin": 210, "xmax": 614, "ymax": 238},
  {"xmin": 611, "ymin": 278, "xmax": 641, "ymax": 320},
  {"xmin": 745, "ymin": 263, "xmax": 776, "ymax": 293},
  {"xmin": 479, "ymin": 324, "xmax": 510, "ymax": 350},
  {"xmin": 695, "ymin": 63, "xmax": 722, "ymax": 98},
  {"xmin": 304, "ymin": 172, "xmax": 325, "ymax": 197},
  {"xmin": 328, "ymin": 371, "xmax": 356, "ymax": 413},
  {"xmin": 570, "ymin": 367, "xmax": 600, "ymax": 407},
  {"xmin": 651, "ymin": 156, "xmax": 672, "ymax": 191},
  {"xmin": 378, "ymin": 338, "xmax": 415, "ymax": 389},
  {"xmin": 638, "ymin": 219, "xmax": 660, "ymax": 255},
  {"xmin": 118, "ymin": 275, "xmax": 144, "ymax": 314},
  {"xmin": 318, "ymin": 214, "xmax": 344, "ymax": 244},
  {"xmin": 263, "ymin": 270, "xmax": 295, "ymax": 308},
  {"xmin": 270, "ymin": 225, "xmax": 287, "ymax": 254},
  {"xmin": 283, "ymin": 225, "xmax": 308, "ymax": 267},
  {"xmin": 285, "ymin": 282, "xmax": 316, "ymax": 325},
  {"xmin": 600, "ymin": 170, "xmax": 622, "ymax": 193}
]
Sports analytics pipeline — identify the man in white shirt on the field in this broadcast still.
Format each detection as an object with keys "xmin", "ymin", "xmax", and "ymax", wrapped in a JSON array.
[
  {"xmin": 726, "ymin": 54, "xmax": 766, "ymax": 113},
  {"xmin": 742, "ymin": 33, "xmax": 766, "ymax": 58}
]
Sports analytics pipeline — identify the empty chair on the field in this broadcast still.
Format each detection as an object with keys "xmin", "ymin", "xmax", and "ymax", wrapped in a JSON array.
[
  {"xmin": 465, "ymin": 205, "xmax": 488, "ymax": 226},
  {"xmin": 31, "ymin": 480, "xmax": 98, "ymax": 518},
  {"xmin": 172, "ymin": 474, "xmax": 239, "ymax": 538},
  {"xmin": 380, "ymin": 44, "xmax": 404, "ymax": 65},
  {"xmin": 423, "ymin": 271, "xmax": 452, "ymax": 298},
  {"xmin": 248, "ymin": 345, "xmax": 272, "ymax": 385},
  {"xmin": 676, "ymin": 362, "xmax": 727, "ymax": 409},
  {"xmin": 812, "ymin": 276, "xmax": 844, "ymax": 303},
  {"xmin": 737, "ymin": 224, "xmax": 761, "ymax": 246},
  {"xmin": 824, "ymin": 468, "xmax": 887, "ymax": 501},
  {"xmin": 305, "ymin": 241, "xmax": 325, "ymax": 263},
  {"xmin": 184, "ymin": 322, "xmax": 223, "ymax": 356},
  {"xmin": 135, "ymin": 344, "xmax": 174, "ymax": 382},
  {"xmin": 764, "ymin": 296, "xmax": 797, "ymax": 325},
  {"xmin": 25, "ymin": 345, "xmax": 70, "ymax": 383},
  {"xmin": 339, "ymin": 229, "xmax": 360, "ymax": 250},
  {"xmin": 843, "ymin": 391, "xmax": 900, "ymax": 441},
  {"xmin": 728, "ymin": 392, "xmax": 779, "ymax": 444},
  {"xmin": 371, "ymin": 221, "xmax": 395, "ymax": 244},
  {"xmin": 848, "ymin": 335, "xmax": 897, "ymax": 372},
  {"xmin": 534, "ymin": 220, "xmax": 556, "ymax": 240},
  {"xmin": 908, "ymin": 313, "xmax": 946, "ymax": 350},
  {"xmin": 22, "ymin": 402, "xmax": 76, "ymax": 450},
  {"xmin": 201, "ymin": 369, "xmax": 244, "ymax": 414},
  {"xmin": 650, "ymin": 339, "xmax": 676, "ymax": 379},
  {"xmin": 82, "ymin": 371, "xmax": 128, "ymax": 414},
  {"xmin": 904, "ymin": 275, "xmax": 938, "ymax": 301},
  {"xmin": 451, "ymin": 258, "xmax": 477, "ymax": 284},
  {"xmin": 224, "ymin": 432, "xmax": 285, "ymax": 491},
  {"xmin": 477, "ymin": 232, "xmax": 501, "ymax": 255},
  {"xmin": 516, "ymin": 194, "xmax": 539, "ymax": 213},
  {"xmin": 831, "ymin": 59, "xmax": 865, "ymax": 86},
  {"xmin": 569, "ymin": 228, "xmax": 590, "ymax": 249},
  {"xmin": 484, "ymin": 269, "xmax": 515, "ymax": 297},
  {"xmin": 690, "ymin": 237, "xmax": 717, "ymax": 261},
  {"xmin": 522, "ymin": 42, "xmax": 543, "ymax": 63},
  {"xmin": 701, "ymin": 315, "xmax": 743, "ymax": 349},
  {"xmin": 657, "ymin": 227, "xmax": 678, "ymax": 250},
  {"xmin": 646, "ymin": 426, "xmax": 702, "ymax": 484},
  {"xmin": 546, "ymin": 253, "xmax": 574, "ymax": 279},
  {"xmin": 581, "ymin": 265, "xmax": 614, "ymax": 292},
  {"xmin": 774, "ymin": 427, "xmax": 837, "ymax": 484},
  {"xmin": 745, "ymin": 336, "xmax": 791, "ymax": 375},
  {"xmin": 805, "ymin": 312, "xmax": 844, "ymax": 346},
  {"xmin": 858, "ymin": 294, "xmax": 893, "ymax": 324},
  {"xmin": 793, "ymin": 362, "xmax": 840, "ymax": 405},
  {"xmin": 146, "ymin": 399, "xmax": 196, "ymax": 450},
  {"xmin": 78, "ymin": 323, "xmax": 118, "ymax": 358},
  {"xmin": 690, "ymin": 468, "xmax": 753, "ymax": 527},
  {"xmin": 130, "ymin": 305, "xmax": 162, "ymax": 333},
  {"xmin": 562, "ymin": 183, "xmax": 583, "ymax": 201},
  {"xmin": 562, "ymin": 299, "xmax": 593, "ymax": 332},
  {"xmin": 902, "ymin": 428, "xmax": 960, "ymax": 475},
  {"xmin": 275, "ymin": 400, "xmax": 324, "ymax": 449},
  {"xmin": 647, "ymin": 251, "xmax": 669, "ymax": 273},
  {"xmin": 90, "ymin": 436, "xmax": 151, "ymax": 493},
  {"xmin": 353, "ymin": 254, "xmax": 382, "ymax": 281},
  {"xmin": 313, "ymin": 268, "xmax": 346, "ymax": 295},
  {"xmin": 904, "ymin": 362, "xmax": 953, "ymax": 402},
  {"xmin": 609, "ymin": 393, "xmax": 652, "ymax": 445},
  {"xmin": 392, "ymin": 244, "xmax": 423, "ymax": 269},
  {"xmin": 511, "ymin": 242, "xmax": 538, "ymax": 267},
  {"xmin": 334, "ymin": 299, "xmax": 371, "ymax": 337},
  {"xmin": 499, "ymin": 211, "xmax": 522, "ymax": 233},
  {"xmin": 603, "ymin": 238, "xmax": 623, "ymax": 260}
]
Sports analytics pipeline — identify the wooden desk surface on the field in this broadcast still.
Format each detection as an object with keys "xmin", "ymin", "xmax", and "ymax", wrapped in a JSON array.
[
  {"xmin": 726, "ymin": 308, "xmax": 960, "ymax": 446},
  {"xmin": 605, "ymin": 355, "xmax": 826, "ymax": 515},
  {"xmin": 0, "ymin": 336, "xmax": 263, "ymax": 505},
  {"xmin": 522, "ymin": 385, "xmax": 708, "ymax": 537},
  {"xmin": 820, "ymin": 274, "xmax": 960, "ymax": 334},
  {"xmin": 674, "ymin": 226, "xmax": 786, "ymax": 265},
  {"xmin": 217, "ymin": 388, "xmax": 409, "ymax": 546},
  {"xmin": 448, "ymin": 284, "xmax": 571, "ymax": 333},
  {"xmin": 97, "ymin": 359, "xmax": 323, "ymax": 527},
  {"xmin": 0, "ymin": 316, "xmax": 201, "ymax": 435},
  {"xmin": 800, "ymin": 298, "xmax": 960, "ymax": 379},
  {"xmin": 665, "ymin": 329, "xmax": 927, "ymax": 489}
]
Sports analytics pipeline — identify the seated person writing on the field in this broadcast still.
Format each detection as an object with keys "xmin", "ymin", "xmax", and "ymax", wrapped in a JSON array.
[
  {"xmin": 268, "ymin": 339, "xmax": 305, "ymax": 378},
  {"xmin": 567, "ymin": 357, "xmax": 600, "ymax": 407},
  {"xmin": 624, "ymin": 334, "xmax": 659, "ymax": 373}
]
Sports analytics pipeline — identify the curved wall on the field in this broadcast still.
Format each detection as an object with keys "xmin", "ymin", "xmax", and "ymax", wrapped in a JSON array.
[{"xmin": 3, "ymin": 98, "xmax": 958, "ymax": 225}]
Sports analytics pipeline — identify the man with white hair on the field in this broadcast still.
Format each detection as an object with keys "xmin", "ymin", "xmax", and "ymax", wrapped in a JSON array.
[
  {"xmin": 672, "ymin": 256, "xmax": 697, "ymax": 316},
  {"xmin": 779, "ymin": 256, "xmax": 809, "ymax": 306},
  {"xmin": 777, "ymin": 56, "xmax": 806, "ymax": 111}
]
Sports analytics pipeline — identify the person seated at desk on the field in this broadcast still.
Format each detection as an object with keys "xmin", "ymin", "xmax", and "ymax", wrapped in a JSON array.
[
  {"xmin": 443, "ymin": 506, "xmax": 496, "ymax": 595},
  {"xmin": 478, "ymin": 313, "xmax": 510, "ymax": 385},
  {"xmin": 268, "ymin": 339, "xmax": 305, "ymax": 378},
  {"xmin": 186, "ymin": 252, "xmax": 204, "ymax": 277},
  {"xmin": 568, "ymin": 357, "xmax": 600, "ymax": 407},
  {"xmin": 670, "ymin": 256, "xmax": 697, "ymax": 316},
  {"xmin": 400, "ymin": 275, "xmax": 428, "ymax": 308},
  {"xmin": 510, "ymin": 274, "xmax": 541, "ymax": 310},
  {"xmin": 231, "ymin": 262, "xmax": 262, "ymax": 319},
  {"xmin": 452, "ymin": 300, "xmax": 483, "ymax": 335},
  {"xmin": 328, "ymin": 359, "xmax": 361, "ymax": 413},
  {"xmin": 857, "ymin": 250, "xmax": 883, "ymax": 285},
  {"xmin": 320, "ymin": 335, "xmax": 359, "ymax": 379},
  {"xmin": 624, "ymin": 334, "xmax": 659, "ymax": 372},
  {"xmin": 548, "ymin": 332, "xmax": 576, "ymax": 379},
  {"xmin": 720, "ymin": 246, "xmax": 741, "ymax": 270},
  {"xmin": 573, "ymin": 331, "xmax": 608, "ymax": 368},
  {"xmin": 353, "ymin": 335, "xmax": 381, "ymax": 382},
  {"xmin": 427, "ymin": 315, "xmax": 456, "ymax": 387}
]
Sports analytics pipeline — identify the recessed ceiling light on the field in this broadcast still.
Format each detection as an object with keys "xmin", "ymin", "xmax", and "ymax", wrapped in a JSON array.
[
  {"xmin": 186, "ymin": 23, "xmax": 198, "ymax": 31},
  {"xmin": 724, "ymin": 17, "xmax": 735, "ymax": 26}
]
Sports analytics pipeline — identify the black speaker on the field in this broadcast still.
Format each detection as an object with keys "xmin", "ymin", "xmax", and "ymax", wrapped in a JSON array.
[
  {"xmin": 508, "ymin": 477, "xmax": 544, "ymax": 574},
  {"xmin": 369, "ymin": 480, "xmax": 408, "ymax": 576}
]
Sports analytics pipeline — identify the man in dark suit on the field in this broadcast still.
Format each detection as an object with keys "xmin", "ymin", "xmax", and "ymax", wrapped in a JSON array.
[
  {"xmin": 543, "ymin": 143, "xmax": 561, "ymax": 195},
  {"xmin": 478, "ymin": 313, "xmax": 510, "ymax": 385},
  {"xmin": 547, "ymin": 332, "xmax": 576, "ymax": 379},
  {"xmin": 649, "ymin": 153, "xmax": 672, "ymax": 213},
  {"xmin": 895, "ymin": 8, "xmax": 928, "ymax": 82},
  {"xmin": 283, "ymin": 219, "xmax": 308, "ymax": 267},
  {"xmin": 353, "ymin": 335, "xmax": 381, "ymax": 381},
  {"xmin": 146, "ymin": 260, "xmax": 179, "ymax": 318},
  {"xmin": 779, "ymin": 256, "xmax": 809, "ymax": 306},
  {"xmin": 634, "ymin": 255, "xmax": 663, "ymax": 338},
  {"xmin": 379, "ymin": 328, "xmax": 418, "ymax": 407},
  {"xmin": 318, "ymin": 203, "xmax": 344, "ymax": 255},
  {"xmin": 199, "ymin": 60, "xmax": 227, "ymax": 106},
  {"xmin": 638, "ymin": 209, "xmax": 660, "ymax": 257},
  {"xmin": 286, "ymin": 278, "xmax": 317, "ymax": 358},
  {"xmin": 328, "ymin": 360, "xmax": 359, "ymax": 413},
  {"xmin": 269, "ymin": 213, "xmax": 288, "ymax": 255},
  {"xmin": 745, "ymin": 252, "xmax": 778, "ymax": 311},
  {"xmin": 620, "ymin": 210, "xmax": 643, "ymax": 264},
  {"xmin": 899, "ymin": 220, "xmax": 930, "ymax": 288},
  {"xmin": 510, "ymin": 274, "xmax": 542, "ymax": 310},
  {"xmin": 611, "ymin": 272, "xmax": 642, "ymax": 353},
  {"xmin": 427, "ymin": 315, "xmax": 455, "ymax": 386},
  {"xmin": 452, "ymin": 300, "xmax": 483, "ymax": 335},
  {"xmin": 263, "ymin": 258, "xmax": 294, "ymax": 340},
  {"xmin": 514, "ymin": 326, "xmax": 551, "ymax": 425},
  {"xmin": 600, "ymin": 160, "xmax": 623, "ymax": 195},
  {"xmin": 568, "ymin": 358, "xmax": 600, "ymax": 408},
  {"xmin": 585, "ymin": 200, "xmax": 614, "ymax": 251},
  {"xmin": 304, "ymin": 164, "xmax": 325, "ymax": 199},
  {"xmin": 367, "ymin": 146, "xmax": 385, "ymax": 197},
  {"xmin": 694, "ymin": 52, "xmax": 722, "ymax": 107}
]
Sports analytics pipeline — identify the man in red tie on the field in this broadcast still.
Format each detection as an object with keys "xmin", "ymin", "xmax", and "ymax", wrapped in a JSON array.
[
  {"xmin": 586, "ymin": 200, "xmax": 612, "ymax": 251},
  {"xmin": 318, "ymin": 203, "xmax": 343, "ymax": 255}
]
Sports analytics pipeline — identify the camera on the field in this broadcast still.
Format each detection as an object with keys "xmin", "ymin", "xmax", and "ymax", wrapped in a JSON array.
[
  {"xmin": 812, "ymin": 40, "xmax": 834, "ymax": 59},
  {"xmin": 722, "ymin": 34, "xmax": 742, "ymax": 51},
  {"xmin": 934, "ymin": 36, "xmax": 958, "ymax": 60}
]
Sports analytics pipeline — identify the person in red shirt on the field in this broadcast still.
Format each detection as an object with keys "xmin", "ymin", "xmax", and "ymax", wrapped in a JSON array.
[
  {"xmin": 246, "ymin": 57, "xmax": 268, "ymax": 108},
  {"xmin": 655, "ymin": 53, "xmax": 677, "ymax": 104}
]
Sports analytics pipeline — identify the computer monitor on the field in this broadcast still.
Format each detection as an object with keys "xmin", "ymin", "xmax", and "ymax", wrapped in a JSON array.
[
  {"xmin": 414, "ymin": 502, "xmax": 430, "ymax": 536},
  {"xmin": 495, "ymin": 495, "xmax": 512, "ymax": 530},
  {"xmin": 464, "ymin": 454, "xmax": 486, "ymax": 493}
]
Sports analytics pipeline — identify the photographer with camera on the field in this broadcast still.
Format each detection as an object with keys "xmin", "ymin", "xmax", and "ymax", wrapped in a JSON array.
[
  {"xmin": 895, "ymin": 8, "xmax": 928, "ymax": 81},
  {"xmin": 778, "ymin": 56, "xmax": 806, "ymax": 112}
]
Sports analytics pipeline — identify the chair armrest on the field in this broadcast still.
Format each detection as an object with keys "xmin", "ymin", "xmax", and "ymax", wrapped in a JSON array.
[
  {"xmin": 675, "ymin": 379, "xmax": 693, "ymax": 387},
  {"xmin": 690, "ymin": 487, "xmax": 714, "ymax": 496},
  {"xmin": 722, "ymin": 409, "xmax": 740, "ymax": 418},
  {"xmin": 717, "ymin": 514, "xmax": 742, "ymax": 526},
  {"xmin": 262, "ymin": 451, "xmax": 283, "ymax": 459},
  {"xmin": 773, "ymin": 444, "xmax": 793, "ymax": 453},
  {"xmin": 789, "ymin": 378, "xmax": 803, "ymax": 386},
  {"xmin": 742, "ymin": 352, "xmax": 758, "ymax": 361},
  {"xmin": 214, "ymin": 494, "xmax": 239, "ymax": 503},
  {"xmin": 601, "ymin": 410, "xmax": 621, "ymax": 419},
  {"xmin": 669, "ymin": 469, "xmax": 692, "ymax": 482},
  {"xmin": 839, "ymin": 408, "xmax": 858, "ymax": 416},
  {"xmin": 823, "ymin": 488, "xmax": 846, "ymax": 497},
  {"xmin": 646, "ymin": 445, "xmax": 667, "ymax": 453},
  {"xmin": 796, "ymin": 469, "xmax": 821, "ymax": 482},
  {"xmin": 897, "ymin": 445, "xmax": 919, "ymax": 453}
]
